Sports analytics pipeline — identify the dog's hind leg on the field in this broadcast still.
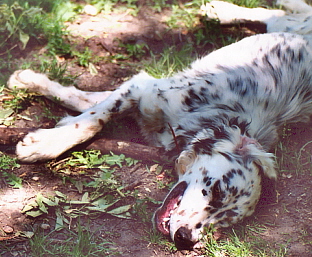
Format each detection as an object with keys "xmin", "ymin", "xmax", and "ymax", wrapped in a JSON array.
[
  {"xmin": 201, "ymin": 1, "xmax": 312, "ymax": 45},
  {"xmin": 201, "ymin": 1, "xmax": 285, "ymax": 25},
  {"xmin": 12, "ymin": 71, "xmax": 157, "ymax": 162},
  {"xmin": 8, "ymin": 70, "xmax": 112, "ymax": 112}
]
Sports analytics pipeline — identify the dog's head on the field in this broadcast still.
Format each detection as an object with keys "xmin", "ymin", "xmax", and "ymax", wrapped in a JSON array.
[{"xmin": 154, "ymin": 123, "xmax": 276, "ymax": 249}]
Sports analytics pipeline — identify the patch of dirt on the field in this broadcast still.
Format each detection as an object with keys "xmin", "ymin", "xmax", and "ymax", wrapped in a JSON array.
[{"xmin": 1, "ymin": 2, "xmax": 312, "ymax": 257}]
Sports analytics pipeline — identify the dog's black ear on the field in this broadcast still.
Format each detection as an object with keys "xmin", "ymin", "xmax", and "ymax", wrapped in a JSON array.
[{"xmin": 236, "ymin": 136, "xmax": 277, "ymax": 180}]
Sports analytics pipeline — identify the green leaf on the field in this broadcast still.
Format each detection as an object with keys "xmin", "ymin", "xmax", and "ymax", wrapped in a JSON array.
[
  {"xmin": 25, "ymin": 210, "xmax": 43, "ymax": 218},
  {"xmin": 55, "ymin": 191, "xmax": 67, "ymax": 200},
  {"xmin": 55, "ymin": 211, "xmax": 64, "ymax": 231},
  {"xmin": 19, "ymin": 231, "xmax": 34, "ymax": 238},
  {"xmin": 107, "ymin": 204, "xmax": 132, "ymax": 215},
  {"xmin": 0, "ymin": 108, "xmax": 14, "ymax": 119},
  {"xmin": 72, "ymin": 179, "xmax": 84, "ymax": 193},
  {"xmin": 88, "ymin": 62, "xmax": 98, "ymax": 75},
  {"xmin": 81, "ymin": 192, "xmax": 89, "ymax": 202},
  {"xmin": 41, "ymin": 195, "xmax": 58, "ymax": 206},
  {"xmin": 21, "ymin": 204, "xmax": 36, "ymax": 213},
  {"xmin": 36, "ymin": 193, "xmax": 48, "ymax": 213},
  {"xmin": 19, "ymin": 30, "xmax": 29, "ymax": 49}
]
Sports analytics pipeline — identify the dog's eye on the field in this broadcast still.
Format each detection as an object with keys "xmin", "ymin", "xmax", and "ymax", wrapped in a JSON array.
[{"xmin": 231, "ymin": 125, "xmax": 239, "ymax": 130}]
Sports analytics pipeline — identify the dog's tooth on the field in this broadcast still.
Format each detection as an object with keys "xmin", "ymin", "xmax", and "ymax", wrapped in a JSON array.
[{"xmin": 163, "ymin": 217, "xmax": 170, "ymax": 222}]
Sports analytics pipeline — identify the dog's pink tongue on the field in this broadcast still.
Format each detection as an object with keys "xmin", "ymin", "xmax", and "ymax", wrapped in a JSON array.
[{"xmin": 154, "ymin": 181, "xmax": 188, "ymax": 235}]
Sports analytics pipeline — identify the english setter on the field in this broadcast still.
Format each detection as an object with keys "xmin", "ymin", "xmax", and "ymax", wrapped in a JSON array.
[{"xmin": 7, "ymin": 0, "xmax": 312, "ymax": 250}]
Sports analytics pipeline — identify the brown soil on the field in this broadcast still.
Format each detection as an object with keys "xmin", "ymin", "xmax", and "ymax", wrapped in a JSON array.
[{"xmin": 0, "ymin": 2, "xmax": 311, "ymax": 257}]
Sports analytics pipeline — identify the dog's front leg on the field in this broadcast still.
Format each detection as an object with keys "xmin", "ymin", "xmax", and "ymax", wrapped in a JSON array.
[{"xmin": 14, "ymin": 72, "xmax": 153, "ymax": 162}]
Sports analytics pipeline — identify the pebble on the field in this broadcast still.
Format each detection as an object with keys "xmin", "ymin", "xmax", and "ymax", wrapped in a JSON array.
[
  {"xmin": 40, "ymin": 223, "xmax": 50, "ymax": 230},
  {"xmin": 84, "ymin": 5, "xmax": 98, "ymax": 16},
  {"xmin": 3, "ymin": 225, "xmax": 14, "ymax": 234}
]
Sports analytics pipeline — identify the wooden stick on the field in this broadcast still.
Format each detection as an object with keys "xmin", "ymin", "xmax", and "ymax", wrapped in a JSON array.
[{"xmin": 0, "ymin": 128, "xmax": 167, "ymax": 162}]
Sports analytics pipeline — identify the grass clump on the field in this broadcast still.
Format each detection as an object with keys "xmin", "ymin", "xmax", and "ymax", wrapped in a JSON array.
[
  {"xmin": 0, "ymin": 152, "xmax": 22, "ymax": 188},
  {"xmin": 0, "ymin": 1, "xmax": 70, "ymax": 56},
  {"xmin": 145, "ymin": 44, "xmax": 195, "ymax": 78},
  {"xmin": 30, "ymin": 223, "xmax": 118, "ymax": 257}
]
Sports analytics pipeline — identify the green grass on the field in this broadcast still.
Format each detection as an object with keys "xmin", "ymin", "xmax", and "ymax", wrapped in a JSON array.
[
  {"xmin": 0, "ymin": 0, "xmax": 72, "ymax": 85},
  {"xmin": 0, "ymin": 1, "xmax": 70, "ymax": 55},
  {"xmin": 0, "ymin": 152, "xmax": 22, "ymax": 188},
  {"xmin": 201, "ymin": 223, "xmax": 288, "ymax": 257},
  {"xmin": 29, "ymin": 222, "xmax": 118, "ymax": 256},
  {"xmin": 144, "ymin": 44, "xmax": 195, "ymax": 78}
]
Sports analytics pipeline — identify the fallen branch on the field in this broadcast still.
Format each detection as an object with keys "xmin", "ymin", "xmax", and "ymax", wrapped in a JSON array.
[
  {"xmin": 0, "ymin": 128, "xmax": 34, "ymax": 144},
  {"xmin": 86, "ymin": 138, "xmax": 166, "ymax": 162},
  {"xmin": 0, "ymin": 128, "xmax": 167, "ymax": 162}
]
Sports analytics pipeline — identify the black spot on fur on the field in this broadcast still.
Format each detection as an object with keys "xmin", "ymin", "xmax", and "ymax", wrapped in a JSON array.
[
  {"xmin": 226, "ymin": 169, "xmax": 235, "ymax": 179},
  {"xmin": 218, "ymin": 152, "xmax": 233, "ymax": 162},
  {"xmin": 271, "ymin": 44, "xmax": 281, "ymax": 59},
  {"xmin": 205, "ymin": 80, "xmax": 212, "ymax": 85},
  {"xmin": 239, "ymin": 189, "xmax": 251, "ymax": 197},
  {"xmin": 210, "ymin": 200, "xmax": 223, "ymax": 209},
  {"xmin": 215, "ymin": 211, "xmax": 226, "ymax": 219},
  {"xmin": 209, "ymin": 180, "xmax": 225, "ymax": 208},
  {"xmin": 183, "ymin": 96, "xmax": 192, "ymax": 107},
  {"xmin": 227, "ymin": 76, "xmax": 259, "ymax": 97},
  {"xmin": 193, "ymin": 138, "xmax": 216, "ymax": 155},
  {"xmin": 109, "ymin": 99, "xmax": 122, "ymax": 113},
  {"xmin": 203, "ymin": 176, "xmax": 212, "ymax": 186},
  {"xmin": 121, "ymin": 89, "xmax": 131, "ymax": 97},
  {"xmin": 226, "ymin": 210, "xmax": 238, "ymax": 217},
  {"xmin": 195, "ymin": 223, "xmax": 202, "ymax": 229},
  {"xmin": 209, "ymin": 208, "xmax": 217, "ymax": 214},
  {"xmin": 182, "ymin": 88, "xmax": 209, "ymax": 111},
  {"xmin": 204, "ymin": 206, "xmax": 212, "ymax": 212},
  {"xmin": 229, "ymin": 117, "xmax": 250, "ymax": 135},
  {"xmin": 222, "ymin": 175, "xmax": 229, "ymax": 185},
  {"xmin": 213, "ymin": 127, "xmax": 231, "ymax": 140},
  {"xmin": 202, "ymin": 189, "xmax": 208, "ymax": 196},
  {"xmin": 211, "ymin": 93, "xmax": 221, "ymax": 100},
  {"xmin": 98, "ymin": 119, "xmax": 104, "ymax": 127},
  {"xmin": 229, "ymin": 186, "xmax": 238, "ymax": 197},
  {"xmin": 157, "ymin": 89, "xmax": 168, "ymax": 102}
]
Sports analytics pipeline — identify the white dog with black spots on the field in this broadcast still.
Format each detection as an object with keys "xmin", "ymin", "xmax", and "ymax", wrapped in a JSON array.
[{"xmin": 7, "ymin": 0, "xmax": 312, "ymax": 250}]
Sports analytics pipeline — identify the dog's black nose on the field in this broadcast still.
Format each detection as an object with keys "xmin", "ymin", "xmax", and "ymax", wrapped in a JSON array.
[{"xmin": 174, "ymin": 227, "xmax": 195, "ymax": 250}]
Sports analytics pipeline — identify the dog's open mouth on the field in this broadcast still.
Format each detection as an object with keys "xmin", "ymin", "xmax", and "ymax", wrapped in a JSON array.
[{"xmin": 154, "ymin": 181, "xmax": 187, "ymax": 235}]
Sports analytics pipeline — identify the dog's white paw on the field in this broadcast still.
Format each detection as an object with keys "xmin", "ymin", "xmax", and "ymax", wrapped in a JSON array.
[
  {"xmin": 8, "ymin": 70, "xmax": 50, "ymax": 94},
  {"xmin": 200, "ymin": 2, "xmax": 218, "ymax": 20},
  {"xmin": 16, "ymin": 128, "xmax": 74, "ymax": 162},
  {"xmin": 200, "ymin": 1, "xmax": 230, "ymax": 21}
]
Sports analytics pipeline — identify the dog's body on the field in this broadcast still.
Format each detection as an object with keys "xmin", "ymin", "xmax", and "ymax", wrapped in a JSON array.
[{"xmin": 7, "ymin": 0, "xmax": 312, "ymax": 250}]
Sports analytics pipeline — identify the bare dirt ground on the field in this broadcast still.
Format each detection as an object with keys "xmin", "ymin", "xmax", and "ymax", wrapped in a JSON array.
[{"xmin": 0, "ymin": 2, "xmax": 312, "ymax": 257}]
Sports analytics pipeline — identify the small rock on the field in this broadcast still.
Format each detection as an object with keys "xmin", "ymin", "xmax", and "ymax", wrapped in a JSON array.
[
  {"xmin": 41, "ymin": 223, "xmax": 50, "ymax": 230},
  {"xmin": 84, "ymin": 5, "xmax": 98, "ymax": 16},
  {"xmin": 32, "ymin": 176, "xmax": 40, "ymax": 181},
  {"xmin": 3, "ymin": 225, "xmax": 14, "ymax": 234}
]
